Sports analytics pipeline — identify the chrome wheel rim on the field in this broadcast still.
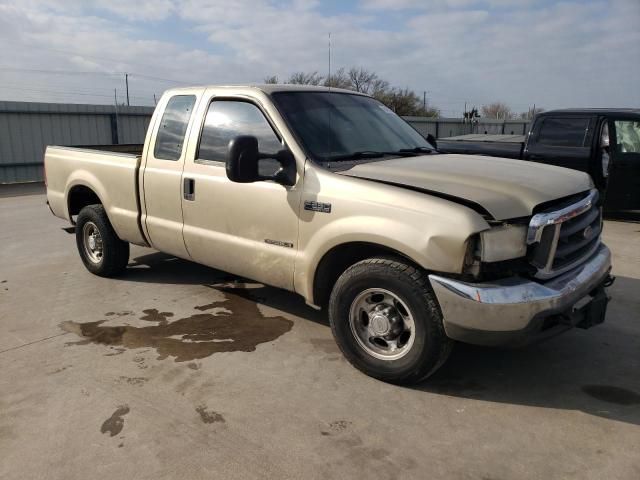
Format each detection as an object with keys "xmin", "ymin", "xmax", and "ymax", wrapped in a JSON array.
[
  {"xmin": 82, "ymin": 222, "xmax": 103, "ymax": 264},
  {"xmin": 349, "ymin": 288, "xmax": 415, "ymax": 361}
]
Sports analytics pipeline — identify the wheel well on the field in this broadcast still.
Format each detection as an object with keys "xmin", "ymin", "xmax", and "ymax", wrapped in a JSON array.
[
  {"xmin": 68, "ymin": 185, "xmax": 102, "ymax": 220},
  {"xmin": 312, "ymin": 242, "xmax": 419, "ymax": 307}
]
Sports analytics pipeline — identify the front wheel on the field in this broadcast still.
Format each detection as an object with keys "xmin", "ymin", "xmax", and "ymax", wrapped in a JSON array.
[
  {"xmin": 329, "ymin": 257, "xmax": 452, "ymax": 385},
  {"xmin": 75, "ymin": 204, "xmax": 129, "ymax": 277}
]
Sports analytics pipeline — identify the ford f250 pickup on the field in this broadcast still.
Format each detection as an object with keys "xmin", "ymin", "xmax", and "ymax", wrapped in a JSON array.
[{"xmin": 45, "ymin": 85, "xmax": 614, "ymax": 384}]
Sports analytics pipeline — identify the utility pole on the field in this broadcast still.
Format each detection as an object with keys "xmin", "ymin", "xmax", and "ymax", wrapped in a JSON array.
[
  {"xmin": 153, "ymin": 94, "xmax": 157, "ymax": 105},
  {"xmin": 423, "ymin": 91, "xmax": 426, "ymax": 114},
  {"xmin": 113, "ymin": 89, "xmax": 120, "ymax": 144},
  {"xmin": 125, "ymin": 73, "xmax": 130, "ymax": 106}
]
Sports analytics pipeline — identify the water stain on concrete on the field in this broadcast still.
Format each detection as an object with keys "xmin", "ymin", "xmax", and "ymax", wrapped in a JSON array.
[
  {"xmin": 582, "ymin": 385, "xmax": 640, "ymax": 405},
  {"xmin": 195, "ymin": 405, "xmax": 225, "ymax": 424},
  {"xmin": 117, "ymin": 376, "xmax": 148, "ymax": 387},
  {"xmin": 104, "ymin": 347, "xmax": 127, "ymax": 357},
  {"xmin": 321, "ymin": 420, "xmax": 352, "ymax": 436},
  {"xmin": 139, "ymin": 309, "xmax": 174, "ymax": 323},
  {"xmin": 60, "ymin": 286, "xmax": 294, "ymax": 362},
  {"xmin": 194, "ymin": 303, "xmax": 218, "ymax": 311},
  {"xmin": 48, "ymin": 365, "xmax": 72, "ymax": 375},
  {"xmin": 105, "ymin": 311, "xmax": 133, "ymax": 317},
  {"xmin": 132, "ymin": 356, "xmax": 149, "ymax": 369},
  {"xmin": 101, "ymin": 405, "xmax": 130, "ymax": 437}
]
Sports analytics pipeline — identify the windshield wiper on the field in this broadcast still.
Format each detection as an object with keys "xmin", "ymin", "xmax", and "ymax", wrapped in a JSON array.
[
  {"xmin": 326, "ymin": 147, "xmax": 433, "ymax": 162},
  {"xmin": 327, "ymin": 151, "xmax": 388, "ymax": 161},
  {"xmin": 394, "ymin": 146, "xmax": 433, "ymax": 154}
]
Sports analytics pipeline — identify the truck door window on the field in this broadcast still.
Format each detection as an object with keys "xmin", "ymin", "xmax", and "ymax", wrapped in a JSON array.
[
  {"xmin": 614, "ymin": 120, "xmax": 640, "ymax": 153},
  {"xmin": 537, "ymin": 117, "xmax": 589, "ymax": 147},
  {"xmin": 197, "ymin": 100, "xmax": 282, "ymax": 165},
  {"xmin": 154, "ymin": 95, "xmax": 196, "ymax": 160}
]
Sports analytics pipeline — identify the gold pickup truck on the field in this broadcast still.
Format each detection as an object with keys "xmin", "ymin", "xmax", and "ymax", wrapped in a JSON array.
[{"xmin": 45, "ymin": 85, "xmax": 613, "ymax": 384}]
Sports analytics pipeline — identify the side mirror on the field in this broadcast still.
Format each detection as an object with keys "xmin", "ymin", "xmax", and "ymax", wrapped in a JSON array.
[
  {"xmin": 226, "ymin": 135, "xmax": 296, "ymax": 186},
  {"xmin": 427, "ymin": 133, "xmax": 438, "ymax": 150}
]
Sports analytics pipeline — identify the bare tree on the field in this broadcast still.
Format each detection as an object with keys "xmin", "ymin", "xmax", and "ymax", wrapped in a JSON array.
[
  {"xmin": 324, "ymin": 67, "xmax": 351, "ymax": 89},
  {"xmin": 348, "ymin": 67, "xmax": 378, "ymax": 93},
  {"xmin": 519, "ymin": 106, "xmax": 545, "ymax": 120},
  {"xmin": 481, "ymin": 102, "xmax": 514, "ymax": 119},
  {"xmin": 377, "ymin": 87, "xmax": 436, "ymax": 117},
  {"xmin": 266, "ymin": 67, "xmax": 440, "ymax": 117},
  {"xmin": 287, "ymin": 71, "xmax": 324, "ymax": 85}
]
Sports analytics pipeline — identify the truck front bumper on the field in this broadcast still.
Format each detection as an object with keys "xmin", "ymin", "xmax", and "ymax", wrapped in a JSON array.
[{"xmin": 428, "ymin": 244, "xmax": 612, "ymax": 347}]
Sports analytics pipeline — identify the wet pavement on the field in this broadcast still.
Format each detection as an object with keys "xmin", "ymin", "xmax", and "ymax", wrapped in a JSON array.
[{"xmin": 1, "ymin": 191, "xmax": 639, "ymax": 479}]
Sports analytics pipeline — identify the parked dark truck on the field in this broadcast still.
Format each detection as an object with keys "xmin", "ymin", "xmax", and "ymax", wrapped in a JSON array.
[{"xmin": 437, "ymin": 109, "xmax": 640, "ymax": 213}]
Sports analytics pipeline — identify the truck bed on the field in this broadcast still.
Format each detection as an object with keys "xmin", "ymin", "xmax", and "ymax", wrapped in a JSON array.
[
  {"xmin": 437, "ymin": 134, "xmax": 525, "ymax": 159},
  {"xmin": 45, "ymin": 145, "xmax": 146, "ymax": 245}
]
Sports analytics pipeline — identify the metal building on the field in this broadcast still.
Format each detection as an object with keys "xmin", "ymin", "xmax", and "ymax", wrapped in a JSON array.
[
  {"xmin": 0, "ymin": 101, "xmax": 153, "ymax": 183},
  {"xmin": 0, "ymin": 101, "xmax": 530, "ymax": 184}
]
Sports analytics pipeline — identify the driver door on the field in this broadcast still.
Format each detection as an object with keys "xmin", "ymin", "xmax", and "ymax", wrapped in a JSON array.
[{"xmin": 180, "ymin": 95, "xmax": 302, "ymax": 290}]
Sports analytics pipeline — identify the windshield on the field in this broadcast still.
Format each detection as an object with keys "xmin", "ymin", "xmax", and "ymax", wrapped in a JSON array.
[{"xmin": 271, "ymin": 91, "xmax": 433, "ymax": 162}]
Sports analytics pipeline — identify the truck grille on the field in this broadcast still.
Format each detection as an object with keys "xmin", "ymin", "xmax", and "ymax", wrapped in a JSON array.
[{"xmin": 527, "ymin": 189, "xmax": 602, "ymax": 280}]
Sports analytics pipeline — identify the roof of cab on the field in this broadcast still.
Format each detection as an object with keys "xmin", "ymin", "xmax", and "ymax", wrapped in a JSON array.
[
  {"xmin": 542, "ymin": 108, "xmax": 640, "ymax": 116},
  {"xmin": 163, "ymin": 84, "xmax": 366, "ymax": 96}
]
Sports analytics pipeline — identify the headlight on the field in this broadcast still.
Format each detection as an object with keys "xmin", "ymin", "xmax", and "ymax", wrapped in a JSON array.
[{"xmin": 478, "ymin": 224, "xmax": 527, "ymax": 262}]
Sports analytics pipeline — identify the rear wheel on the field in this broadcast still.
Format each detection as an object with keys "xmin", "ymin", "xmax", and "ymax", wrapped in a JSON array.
[
  {"xmin": 75, "ymin": 204, "xmax": 129, "ymax": 277},
  {"xmin": 329, "ymin": 257, "xmax": 452, "ymax": 385}
]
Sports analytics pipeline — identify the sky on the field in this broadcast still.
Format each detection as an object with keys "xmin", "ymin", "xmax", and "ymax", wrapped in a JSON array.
[{"xmin": 0, "ymin": 0, "xmax": 638, "ymax": 116}]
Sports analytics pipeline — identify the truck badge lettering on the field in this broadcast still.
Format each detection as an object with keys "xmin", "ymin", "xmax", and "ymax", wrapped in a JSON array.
[
  {"xmin": 265, "ymin": 239, "xmax": 294, "ymax": 248},
  {"xmin": 304, "ymin": 201, "xmax": 332, "ymax": 213}
]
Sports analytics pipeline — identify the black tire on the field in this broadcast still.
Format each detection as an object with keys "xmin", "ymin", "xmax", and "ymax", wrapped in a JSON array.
[
  {"xmin": 75, "ymin": 204, "xmax": 129, "ymax": 277},
  {"xmin": 329, "ymin": 257, "xmax": 453, "ymax": 385}
]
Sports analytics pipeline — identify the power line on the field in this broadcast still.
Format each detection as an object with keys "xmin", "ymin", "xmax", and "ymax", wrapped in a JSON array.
[
  {"xmin": 0, "ymin": 84, "xmax": 155, "ymax": 101},
  {"xmin": 0, "ymin": 66, "xmax": 189, "ymax": 84}
]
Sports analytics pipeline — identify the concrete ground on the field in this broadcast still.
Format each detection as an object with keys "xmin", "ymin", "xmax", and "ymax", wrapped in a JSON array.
[{"xmin": 1, "ymin": 191, "xmax": 639, "ymax": 480}]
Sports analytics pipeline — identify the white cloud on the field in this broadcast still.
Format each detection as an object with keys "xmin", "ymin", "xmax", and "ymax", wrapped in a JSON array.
[{"xmin": 0, "ymin": 0, "xmax": 637, "ymax": 112}]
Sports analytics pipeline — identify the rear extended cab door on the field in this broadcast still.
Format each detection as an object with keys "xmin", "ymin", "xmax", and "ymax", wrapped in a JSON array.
[
  {"xmin": 139, "ymin": 90, "xmax": 204, "ymax": 258},
  {"xmin": 524, "ymin": 115, "xmax": 597, "ymax": 178}
]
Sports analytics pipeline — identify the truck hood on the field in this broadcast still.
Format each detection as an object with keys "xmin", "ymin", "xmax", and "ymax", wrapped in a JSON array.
[{"xmin": 338, "ymin": 154, "xmax": 593, "ymax": 220}]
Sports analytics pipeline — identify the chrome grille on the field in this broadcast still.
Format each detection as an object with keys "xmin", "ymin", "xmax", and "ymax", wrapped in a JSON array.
[{"xmin": 527, "ymin": 189, "xmax": 602, "ymax": 280}]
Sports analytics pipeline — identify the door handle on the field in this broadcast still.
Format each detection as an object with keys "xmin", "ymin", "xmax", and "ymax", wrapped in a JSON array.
[{"xmin": 184, "ymin": 178, "xmax": 195, "ymax": 201}]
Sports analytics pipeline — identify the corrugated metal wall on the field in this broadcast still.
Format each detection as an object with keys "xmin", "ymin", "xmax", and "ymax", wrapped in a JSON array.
[
  {"xmin": 404, "ymin": 117, "xmax": 530, "ymax": 138},
  {"xmin": 0, "ymin": 101, "xmax": 153, "ymax": 183},
  {"xmin": 0, "ymin": 100, "xmax": 531, "ymax": 184}
]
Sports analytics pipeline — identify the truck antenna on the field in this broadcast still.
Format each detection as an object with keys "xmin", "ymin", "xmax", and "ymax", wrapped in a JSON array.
[
  {"xmin": 328, "ymin": 32, "xmax": 331, "ymax": 91},
  {"xmin": 327, "ymin": 32, "xmax": 332, "ymax": 161}
]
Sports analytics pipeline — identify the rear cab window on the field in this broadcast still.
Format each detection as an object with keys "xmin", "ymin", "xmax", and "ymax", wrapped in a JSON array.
[{"xmin": 154, "ymin": 95, "xmax": 197, "ymax": 160}]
